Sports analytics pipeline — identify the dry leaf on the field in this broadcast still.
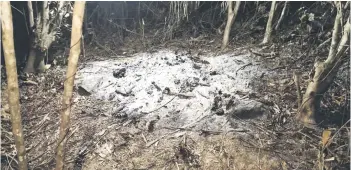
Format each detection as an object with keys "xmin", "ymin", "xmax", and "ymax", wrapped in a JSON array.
[
  {"xmin": 281, "ymin": 160, "xmax": 288, "ymax": 170},
  {"xmin": 322, "ymin": 129, "xmax": 332, "ymax": 147}
]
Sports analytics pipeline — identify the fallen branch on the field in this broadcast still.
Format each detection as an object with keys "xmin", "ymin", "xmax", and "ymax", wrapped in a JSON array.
[
  {"xmin": 249, "ymin": 48, "xmax": 276, "ymax": 58},
  {"xmin": 316, "ymin": 38, "xmax": 332, "ymax": 51},
  {"xmin": 293, "ymin": 71, "xmax": 302, "ymax": 108},
  {"xmin": 236, "ymin": 63, "xmax": 253, "ymax": 75},
  {"xmin": 23, "ymin": 80, "xmax": 38, "ymax": 86}
]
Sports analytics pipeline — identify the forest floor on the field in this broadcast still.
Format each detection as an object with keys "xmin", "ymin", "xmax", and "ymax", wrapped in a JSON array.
[{"xmin": 1, "ymin": 33, "xmax": 350, "ymax": 170}]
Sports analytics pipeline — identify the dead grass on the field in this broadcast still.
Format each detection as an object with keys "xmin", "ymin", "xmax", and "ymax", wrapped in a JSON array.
[{"xmin": 82, "ymin": 132, "xmax": 283, "ymax": 170}]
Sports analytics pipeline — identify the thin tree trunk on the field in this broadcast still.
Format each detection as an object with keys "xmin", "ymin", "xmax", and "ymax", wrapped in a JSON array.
[
  {"xmin": 262, "ymin": 1, "xmax": 277, "ymax": 44},
  {"xmin": 24, "ymin": 1, "xmax": 36, "ymax": 73},
  {"xmin": 35, "ymin": 1, "xmax": 50, "ymax": 72},
  {"xmin": 1, "ymin": 2, "xmax": 29, "ymax": 170},
  {"xmin": 36, "ymin": 55, "xmax": 47, "ymax": 72},
  {"xmin": 298, "ymin": 13, "xmax": 350, "ymax": 125},
  {"xmin": 327, "ymin": 5, "xmax": 342, "ymax": 60},
  {"xmin": 221, "ymin": 1, "xmax": 241, "ymax": 50},
  {"xmin": 55, "ymin": 2, "xmax": 86, "ymax": 170},
  {"xmin": 275, "ymin": 1, "xmax": 288, "ymax": 30},
  {"xmin": 25, "ymin": 1, "xmax": 67, "ymax": 73},
  {"xmin": 27, "ymin": 1, "xmax": 34, "ymax": 28},
  {"xmin": 24, "ymin": 49, "xmax": 36, "ymax": 73}
]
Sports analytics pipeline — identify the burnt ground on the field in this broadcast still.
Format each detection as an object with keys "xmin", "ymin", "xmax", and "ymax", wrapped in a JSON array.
[{"xmin": 1, "ymin": 31, "xmax": 350, "ymax": 170}]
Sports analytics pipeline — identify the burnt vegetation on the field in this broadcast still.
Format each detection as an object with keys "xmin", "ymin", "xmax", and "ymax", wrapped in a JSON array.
[{"xmin": 1, "ymin": 1, "xmax": 350, "ymax": 170}]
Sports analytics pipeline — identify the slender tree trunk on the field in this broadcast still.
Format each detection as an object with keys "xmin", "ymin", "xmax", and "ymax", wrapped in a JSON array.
[
  {"xmin": 24, "ymin": 1, "xmax": 37, "ymax": 73},
  {"xmin": 25, "ymin": 1, "xmax": 67, "ymax": 73},
  {"xmin": 55, "ymin": 2, "xmax": 86, "ymax": 170},
  {"xmin": 262, "ymin": 1, "xmax": 277, "ymax": 44},
  {"xmin": 298, "ymin": 8, "xmax": 350, "ymax": 125},
  {"xmin": 24, "ymin": 49, "xmax": 37, "ymax": 73},
  {"xmin": 1, "ymin": 2, "xmax": 29, "ymax": 170},
  {"xmin": 27, "ymin": 1, "xmax": 34, "ymax": 28},
  {"xmin": 275, "ymin": 1, "xmax": 288, "ymax": 30},
  {"xmin": 36, "ymin": 54, "xmax": 47, "ymax": 72},
  {"xmin": 221, "ymin": 1, "xmax": 241, "ymax": 50}
]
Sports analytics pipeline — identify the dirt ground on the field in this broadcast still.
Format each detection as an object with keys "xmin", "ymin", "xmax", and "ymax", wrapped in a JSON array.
[{"xmin": 1, "ymin": 35, "xmax": 350, "ymax": 170}]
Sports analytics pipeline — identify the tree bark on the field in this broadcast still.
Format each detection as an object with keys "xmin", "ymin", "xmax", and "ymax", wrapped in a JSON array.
[
  {"xmin": 221, "ymin": 1, "xmax": 241, "ymax": 50},
  {"xmin": 327, "ymin": 4, "xmax": 342, "ymax": 60},
  {"xmin": 27, "ymin": 1, "xmax": 34, "ymax": 28},
  {"xmin": 262, "ymin": 1, "xmax": 277, "ymax": 44},
  {"xmin": 298, "ymin": 12, "xmax": 350, "ymax": 125},
  {"xmin": 275, "ymin": 1, "xmax": 288, "ymax": 30},
  {"xmin": 25, "ymin": 1, "xmax": 68, "ymax": 73},
  {"xmin": 24, "ymin": 1, "xmax": 36, "ymax": 73},
  {"xmin": 1, "ymin": 2, "xmax": 29, "ymax": 170},
  {"xmin": 55, "ymin": 2, "xmax": 86, "ymax": 170},
  {"xmin": 24, "ymin": 48, "xmax": 37, "ymax": 73}
]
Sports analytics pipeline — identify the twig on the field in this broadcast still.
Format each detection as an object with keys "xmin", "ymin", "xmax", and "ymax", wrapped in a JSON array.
[
  {"xmin": 297, "ymin": 130, "xmax": 315, "ymax": 141},
  {"xmin": 146, "ymin": 129, "xmax": 180, "ymax": 147},
  {"xmin": 236, "ymin": 63, "xmax": 253, "ymax": 75},
  {"xmin": 115, "ymin": 89, "xmax": 131, "ymax": 97},
  {"xmin": 22, "ymin": 8, "xmax": 29, "ymax": 36},
  {"xmin": 293, "ymin": 71, "xmax": 302, "ymax": 108},
  {"xmin": 26, "ymin": 112, "xmax": 53, "ymax": 137},
  {"xmin": 249, "ymin": 49, "xmax": 271, "ymax": 57},
  {"xmin": 10, "ymin": 5, "xmax": 24, "ymax": 16},
  {"xmin": 23, "ymin": 80, "xmax": 38, "ymax": 86},
  {"xmin": 141, "ymin": 95, "xmax": 177, "ymax": 114},
  {"xmin": 291, "ymin": 50, "xmax": 310, "ymax": 64},
  {"xmin": 316, "ymin": 38, "xmax": 331, "ymax": 51},
  {"xmin": 5, "ymin": 154, "xmax": 17, "ymax": 170},
  {"xmin": 160, "ymin": 126, "xmax": 248, "ymax": 134},
  {"xmin": 275, "ymin": 1, "xmax": 288, "ymax": 30},
  {"xmin": 324, "ymin": 119, "xmax": 350, "ymax": 150},
  {"xmin": 94, "ymin": 40, "xmax": 118, "ymax": 56},
  {"xmin": 141, "ymin": 85, "xmax": 184, "ymax": 114},
  {"xmin": 146, "ymin": 114, "xmax": 211, "ymax": 147}
]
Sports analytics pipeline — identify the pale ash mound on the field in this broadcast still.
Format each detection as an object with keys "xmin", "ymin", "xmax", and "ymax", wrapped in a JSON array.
[{"xmin": 76, "ymin": 50, "xmax": 268, "ymax": 132}]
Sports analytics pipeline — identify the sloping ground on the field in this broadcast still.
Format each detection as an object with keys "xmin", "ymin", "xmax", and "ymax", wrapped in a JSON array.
[{"xmin": 1, "ymin": 42, "xmax": 349, "ymax": 170}]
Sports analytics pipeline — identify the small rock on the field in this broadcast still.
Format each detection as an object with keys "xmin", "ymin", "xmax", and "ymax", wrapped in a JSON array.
[
  {"xmin": 210, "ymin": 71, "xmax": 217, "ymax": 75},
  {"xmin": 163, "ymin": 87, "xmax": 171, "ymax": 94},
  {"xmin": 225, "ymin": 97, "xmax": 237, "ymax": 110},
  {"xmin": 108, "ymin": 93, "xmax": 116, "ymax": 101},
  {"xmin": 223, "ymin": 93, "xmax": 230, "ymax": 98},
  {"xmin": 77, "ymin": 86, "xmax": 92, "ymax": 96},
  {"xmin": 113, "ymin": 68, "xmax": 126, "ymax": 78},
  {"xmin": 187, "ymin": 77, "xmax": 200, "ymax": 87},
  {"xmin": 193, "ymin": 64, "xmax": 201, "ymax": 69},
  {"xmin": 211, "ymin": 96, "xmax": 222, "ymax": 112},
  {"xmin": 214, "ymin": 108, "xmax": 225, "ymax": 116},
  {"xmin": 166, "ymin": 61, "xmax": 173, "ymax": 66},
  {"xmin": 174, "ymin": 79, "xmax": 181, "ymax": 84},
  {"xmin": 227, "ymin": 101, "xmax": 265, "ymax": 119}
]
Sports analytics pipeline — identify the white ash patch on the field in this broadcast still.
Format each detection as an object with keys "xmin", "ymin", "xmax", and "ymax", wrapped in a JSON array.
[{"xmin": 76, "ymin": 49, "xmax": 267, "ymax": 131}]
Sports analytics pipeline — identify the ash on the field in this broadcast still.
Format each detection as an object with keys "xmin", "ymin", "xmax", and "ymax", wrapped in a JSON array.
[{"xmin": 76, "ymin": 49, "xmax": 268, "ymax": 132}]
